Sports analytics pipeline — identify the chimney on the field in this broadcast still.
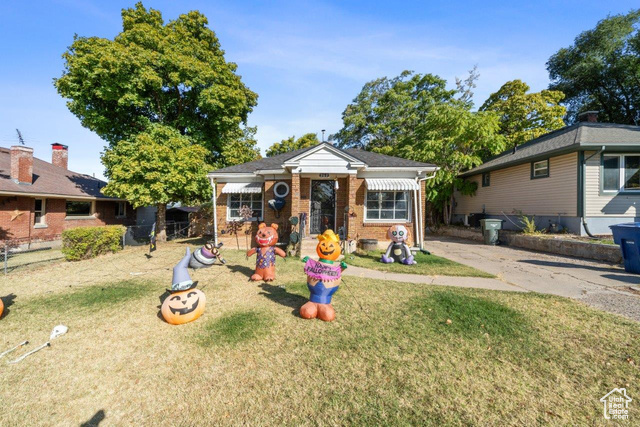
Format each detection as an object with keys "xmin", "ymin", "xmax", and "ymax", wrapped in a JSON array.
[
  {"xmin": 10, "ymin": 146, "xmax": 33, "ymax": 184},
  {"xmin": 577, "ymin": 111, "xmax": 598, "ymax": 123},
  {"xmin": 51, "ymin": 143, "xmax": 68, "ymax": 169}
]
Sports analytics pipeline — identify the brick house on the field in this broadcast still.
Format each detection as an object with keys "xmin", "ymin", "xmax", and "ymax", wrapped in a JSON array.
[
  {"xmin": 208, "ymin": 143, "xmax": 438, "ymax": 249},
  {"xmin": 0, "ymin": 144, "xmax": 135, "ymax": 247}
]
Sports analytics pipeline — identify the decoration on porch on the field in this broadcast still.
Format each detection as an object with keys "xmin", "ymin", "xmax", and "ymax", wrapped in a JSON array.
[
  {"xmin": 246, "ymin": 223, "xmax": 286, "ymax": 281},
  {"xmin": 161, "ymin": 248, "xmax": 206, "ymax": 325},
  {"xmin": 267, "ymin": 198, "xmax": 286, "ymax": 218},
  {"xmin": 381, "ymin": 225, "xmax": 416, "ymax": 265},
  {"xmin": 189, "ymin": 242, "xmax": 226, "ymax": 268},
  {"xmin": 300, "ymin": 229, "xmax": 347, "ymax": 322}
]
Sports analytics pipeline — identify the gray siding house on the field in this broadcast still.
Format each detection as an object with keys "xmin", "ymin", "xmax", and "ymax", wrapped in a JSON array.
[{"xmin": 454, "ymin": 113, "xmax": 640, "ymax": 235}]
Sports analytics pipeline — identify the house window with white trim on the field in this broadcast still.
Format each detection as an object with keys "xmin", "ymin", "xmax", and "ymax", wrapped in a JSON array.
[
  {"xmin": 365, "ymin": 191, "xmax": 410, "ymax": 221},
  {"xmin": 34, "ymin": 198, "xmax": 45, "ymax": 225},
  {"xmin": 115, "ymin": 201, "xmax": 126, "ymax": 218},
  {"xmin": 602, "ymin": 154, "xmax": 640, "ymax": 192},
  {"xmin": 531, "ymin": 159, "xmax": 549, "ymax": 179},
  {"xmin": 228, "ymin": 193, "xmax": 263, "ymax": 220}
]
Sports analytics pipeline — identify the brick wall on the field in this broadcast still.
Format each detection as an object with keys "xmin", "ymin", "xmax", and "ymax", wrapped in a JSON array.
[
  {"xmin": 0, "ymin": 196, "xmax": 135, "ymax": 245},
  {"xmin": 213, "ymin": 177, "xmax": 427, "ymax": 247}
]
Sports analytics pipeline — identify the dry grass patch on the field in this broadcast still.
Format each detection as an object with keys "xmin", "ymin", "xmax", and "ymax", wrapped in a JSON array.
[
  {"xmin": 345, "ymin": 249, "xmax": 495, "ymax": 277},
  {"xmin": 0, "ymin": 241, "xmax": 638, "ymax": 425}
]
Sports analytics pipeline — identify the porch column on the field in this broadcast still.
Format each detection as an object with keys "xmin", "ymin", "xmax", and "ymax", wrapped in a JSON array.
[
  {"xmin": 346, "ymin": 174, "xmax": 358, "ymax": 240},
  {"xmin": 291, "ymin": 172, "xmax": 300, "ymax": 223}
]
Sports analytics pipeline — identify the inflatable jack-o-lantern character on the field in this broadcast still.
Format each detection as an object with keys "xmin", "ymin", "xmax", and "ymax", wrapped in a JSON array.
[
  {"xmin": 300, "ymin": 230, "xmax": 347, "ymax": 322},
  {"xmin": 246, "ymin": 223, "xmax": 286, "ymax": 281},
  {"xmin": 161, "ymin": 248, "xmax": 206, "ymax": 325},
  {"xmin": 190, "ymin": 242, "xmax": 226, "ymax": 269},
  {"xmin": 381, "ymin": 224, "xmax": 416, "ymax": 265}
]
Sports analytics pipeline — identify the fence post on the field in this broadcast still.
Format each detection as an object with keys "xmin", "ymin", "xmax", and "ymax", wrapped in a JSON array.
[{"xmin": 4, "ymin": 244, "xmax": 7, "ymax": 275}]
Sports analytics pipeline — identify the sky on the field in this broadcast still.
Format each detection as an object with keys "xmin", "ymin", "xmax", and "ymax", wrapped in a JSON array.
[{"xmin": 0, "ymin": 0, "xmax": 638, "ymax": 180}]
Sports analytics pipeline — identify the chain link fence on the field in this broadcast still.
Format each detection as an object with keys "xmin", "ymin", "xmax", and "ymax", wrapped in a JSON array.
[
  {"xmin": 122, "ymin": 221, "xmax": 190, "ymax": 246},
  {"xmin": 0, "ymin": 245, "xmax": 64, "ymax": 275}
]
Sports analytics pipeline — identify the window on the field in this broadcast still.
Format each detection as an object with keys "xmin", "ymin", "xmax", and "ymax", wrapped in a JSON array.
[
  {"xmin": 34, "ymin": 198, "xmax": 45, "ymax": 225},
  {"xmin": 115, "ymin": 201, "xmax": 126, "ymax": 218},
  {"xmin": 66, "ymin": 200, "xmax": 92, "ymax": 217},
  {"xmin": 365, "ymin": 191, "xmax": 410, "ymax": 221},
  {"xmin": 624, "ymin": 156, "xmax": 640, "ymax": 190},
  {"xmin": 482, "ymin": 172, "xmax": 490, "ymax": 187},
  {"xmin": 601, "ymin": 154, "xmax": 640, "ymax": 192},
  {"xmin": 227, "ymin": 193, "xmax": 262, "ymax": 220},
  {"xmin": 602, "ymin": 155, "xmax": 620, "ymax": 191},
  {"xmin": 531, "ymin": 159, "xmax": 549, "ymax": 179}
]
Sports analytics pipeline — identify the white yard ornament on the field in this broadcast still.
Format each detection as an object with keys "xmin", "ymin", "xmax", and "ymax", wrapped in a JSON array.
[{"xmin": 7, "ymin": 324, "xmax": 68, "ymax": 364}]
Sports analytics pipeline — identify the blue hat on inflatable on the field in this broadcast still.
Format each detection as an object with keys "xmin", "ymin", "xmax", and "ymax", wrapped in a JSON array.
[{"xmin": 172, "ymin": 247, "xmax": 195, "ymax": 292}]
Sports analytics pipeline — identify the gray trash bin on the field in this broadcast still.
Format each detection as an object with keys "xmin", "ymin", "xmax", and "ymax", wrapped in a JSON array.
[{"xmin": 480, "ymin": 219, "xmax": 503, "ymax": 245}]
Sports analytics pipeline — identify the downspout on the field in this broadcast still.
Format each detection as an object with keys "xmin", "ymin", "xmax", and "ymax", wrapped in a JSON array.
[
  {"xmin": 210, "ymin": 177, "xmax": 218, "ymax": 246},
  {"xmin": 581, "ymin": 147, "xmax": 604, "ymax": 238}
]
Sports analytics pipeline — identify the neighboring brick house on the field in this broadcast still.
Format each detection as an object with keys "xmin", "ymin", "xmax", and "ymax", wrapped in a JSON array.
[
  {"xmin": 208, "ymin": 143, "xmax": 438, "ymax": 249},
  {"xmin": 0, "ymin": 144, "xmax": 135, "ymax": 247}
]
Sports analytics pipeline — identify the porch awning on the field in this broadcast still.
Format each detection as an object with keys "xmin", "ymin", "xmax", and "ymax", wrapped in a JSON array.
[
  {"xmin": 365, "ymin": 178, "xmax": 419, "ymax": 191},
  {"xmin": 221, "ymin": 182, "xmax": 263, "ymax": 194}
]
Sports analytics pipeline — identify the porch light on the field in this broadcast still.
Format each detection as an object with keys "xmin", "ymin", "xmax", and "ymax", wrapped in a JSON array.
[{"xmin": 334, "ymin": 179, "xmax": 339, "ymax": 190}]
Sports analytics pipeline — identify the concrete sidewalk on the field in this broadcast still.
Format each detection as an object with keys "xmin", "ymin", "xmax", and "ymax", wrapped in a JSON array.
[{"xmin": 423, "ymin": 235, "xmax": 640, "ymax": 321}]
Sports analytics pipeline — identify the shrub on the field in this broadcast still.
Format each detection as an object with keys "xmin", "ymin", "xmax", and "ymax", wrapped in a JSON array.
[
  {"xmin": 61, "ymin": 225, "xmax": 125, "ymax": 261},
  {"xmin": 519, "ymin": 215, "xmax": 539, "ymax": 234}
]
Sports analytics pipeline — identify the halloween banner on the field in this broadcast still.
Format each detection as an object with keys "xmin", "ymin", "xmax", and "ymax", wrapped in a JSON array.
[{"xmin": 304, "ymin": 258, "xmax": 342, "ymax": 281}]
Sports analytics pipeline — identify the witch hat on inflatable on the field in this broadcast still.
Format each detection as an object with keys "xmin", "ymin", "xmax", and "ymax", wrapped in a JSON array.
[{"xmin": 171, "ymin": 247, "xmax": 196, "ymax": 292}]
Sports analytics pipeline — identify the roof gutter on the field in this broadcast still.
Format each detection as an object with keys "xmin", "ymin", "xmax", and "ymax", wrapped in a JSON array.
[{"xmin": 0, "ymin": 190, "xmax": 124, "ymax": 201}]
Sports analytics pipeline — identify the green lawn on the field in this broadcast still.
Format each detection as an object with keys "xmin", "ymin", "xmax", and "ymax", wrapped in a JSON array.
[
  {"xmin": 0, "ymin": 243, "xmax": 638, "ymax": 425},
  {"xmin": 344, "ymin": 249, "xmax": 495, "ymax": 277}
]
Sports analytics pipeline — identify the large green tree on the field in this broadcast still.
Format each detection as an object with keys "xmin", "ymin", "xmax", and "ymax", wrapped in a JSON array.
[
  {"xmin": 222, "ymin": 126, "xmax": 262, "ymax": 165},
  {"xmin": 55, "ymin": 2, "xmax": 258, "ymax": 166},
  {"xmin": 480, "ymin": 80, "xmax": 566, "ymax": 150},
  {"xmin": 266, "ymin": 132, "xmax": 319, "ymax": 157},
  {"xmin": 102, "ymin": 124, "xmax": 211, "ymax": 241},
  {"xmin": 399, "ymin": 104, "xmax": 505, "ymax": 224},
  {"xmin": 547, "ymin": 10, "xmax": 640, "ymax": 124},
  {"xmin": 332, "ymin": 70, "xmax": 456, "ymax": 150}
]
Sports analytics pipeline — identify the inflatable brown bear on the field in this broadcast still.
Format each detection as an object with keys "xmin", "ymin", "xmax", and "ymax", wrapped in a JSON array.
[{"xmin": 246, "ymin": 223, "xmax": 286, "ymax": 281}]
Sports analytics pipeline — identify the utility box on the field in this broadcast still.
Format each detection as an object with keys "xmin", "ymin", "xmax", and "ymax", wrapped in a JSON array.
[
  {"xmin": 480, "ymin": 219, "xmax": 503, "ymax": 245},
  {"xmin": 610, "ymin": 223, "xmax": 640, "ymax": 274}
]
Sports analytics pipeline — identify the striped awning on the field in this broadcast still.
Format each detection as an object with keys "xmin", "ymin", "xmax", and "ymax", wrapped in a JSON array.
[
  {"xmin": 221, "ymin": 182, "xmax": 263, "ymax": 194},
  {"xmin": 365, "ymin": 178, "xmax": 419, "ymax": 191}
]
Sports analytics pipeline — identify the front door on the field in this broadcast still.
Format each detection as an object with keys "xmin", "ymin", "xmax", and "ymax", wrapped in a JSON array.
[{"xmin": 310, "ymin": 180, "xmax": 335, "ymax": 234}]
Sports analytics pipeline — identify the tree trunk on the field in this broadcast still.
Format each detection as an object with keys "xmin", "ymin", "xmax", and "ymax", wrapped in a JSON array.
[{"xmin": 156, "ymin": 203, "xmax": 167, "ymax": 242}]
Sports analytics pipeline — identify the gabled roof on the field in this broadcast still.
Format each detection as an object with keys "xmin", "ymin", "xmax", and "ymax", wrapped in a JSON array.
[
  {"xmin": 461, "ymin": 122, "xmax": 640, "ymax": 177},
  {"xmin": 210, "ymin": 143, "xmax": 436, "ymax": 174},
  {"xmin": 0, "ymin": 147, "xmax": 117, "ymax": 200}
]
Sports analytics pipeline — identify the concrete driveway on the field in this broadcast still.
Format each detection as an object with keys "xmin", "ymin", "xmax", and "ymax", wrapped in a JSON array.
[{"xmin": 426, "ymin": 235, "xmax": 640, "ymax": 321}]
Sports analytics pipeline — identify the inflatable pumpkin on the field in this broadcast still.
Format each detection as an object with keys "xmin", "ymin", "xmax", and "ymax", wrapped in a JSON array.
[
  {"xmin": 161, "ymin": 288, "xmax": 206, "ymax": 325},
  {"xmin": 381, "ymin": 224, "xmax": 416, "ymax": 265},
  {"xmin": 300, "ymin": 230, "xmax": 347, "ymax": 322},
  {"xmin": 161, "ymin": 247, "xmax": 206, "ymax": 325},
  {"xmin": 246, "ymin": 223, "xmax": 286, "ymax": 281},
  {"xmin": 0, "ymin": 297, "xmax": 3, "ymax": 319}
]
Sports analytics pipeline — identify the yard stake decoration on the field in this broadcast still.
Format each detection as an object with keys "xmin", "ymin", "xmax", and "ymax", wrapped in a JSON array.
[
  {"xmin": 381, "ymin": 225, "xmax": 416, "ymax": 265},
  {"xmin": 246, "ymin": 223, "xmax": 286, "ymax": 281},
  {"xmin": 7, "ymin": 325, "xmax": 68, "ymax": 364},
  {"xmin": 161, "ymin": 248, "xmax": 206, "ymax": 325},
  {"xmin": 300, "ymin": 230, "xmax": 347, "ymax": 322},
  {"xmin": 189, "ymin": 242, "xmax": 226, "ymax": 269}
]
